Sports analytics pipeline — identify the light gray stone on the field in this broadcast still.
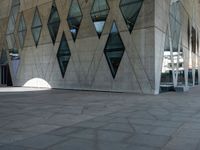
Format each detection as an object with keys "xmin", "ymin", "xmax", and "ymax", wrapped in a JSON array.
[
  {"xmin": 0, "ymin": 88, "xmax": 200, "ymax": 149},
  {"xmin": 13, "ymin": 135, "xmax": 65, "ymax": 149},
  {"xmin": 128, "ymin": 134, "xmax": 170, "ymax": 148},
  {"xmin": 163, "ymin": 138, "xmax": 199, "ymax": 150}
]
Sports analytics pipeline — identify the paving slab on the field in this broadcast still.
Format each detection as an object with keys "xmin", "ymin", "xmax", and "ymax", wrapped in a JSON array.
[
  {"xmin": 127, "ymin": 133, "xmax": 170, "ymax": 148},
  {"xmin": 12, "ymin": 134, "xmax": 65, "ymax": 149},
  {"xmin": 0, "ymin": 87, "xmax": 200, "ymax": 149},
  {"xmin": 0, "ymin": 145, "xmax": 36, "ymax": 150}
]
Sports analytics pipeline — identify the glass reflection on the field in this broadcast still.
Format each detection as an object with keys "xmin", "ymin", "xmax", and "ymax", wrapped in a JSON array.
[
  {"xmin": 177, "ymin": 47, "xmax": 185, "ymax": 85},
  {"xmin": 161, "ymin": 29, "xmax": 173, "ymax": 85},
  {"xmin": 104, "ymin": 22, "xmax": 125, "ymax": 78},
  {"xmin": 169, "ymin": 0, "xmax": 183, "ymax": 86},
  {"xmin": 31, "ymin": 7, "xmax": 42, "ymax": 47},
  {"xmin": 91, "ymin": 0, "xmax": 109, "ymax": 38},
  {"xmin": 188, "ymin": 69, "xmax": 193, "ymax": 86},
  {"xmin": 119, "ymin": 0, "xmax": 143, "ymax": 33},
  {"xmin": 67, "ymin": 0, "xmax": 82, "ymax": 42},
  {"xmin": 18, "ymin": 13, "xmax": 27, "ymax": 49},
  {"xmin": 6, "ymin": 0, "xmax": 20, "ymax": 49},
  {"xmin": 57, "ymin": 32, "xmax": 71, "ymax": 78},
  {"xmin": 48, "ymin": 1, "xmax": 60, "ymax": 45}
]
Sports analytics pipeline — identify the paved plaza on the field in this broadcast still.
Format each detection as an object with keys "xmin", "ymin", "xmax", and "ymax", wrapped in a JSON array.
[{"xmin": 0, "ymin": 87, "xmax": 200, "ymax": 150}]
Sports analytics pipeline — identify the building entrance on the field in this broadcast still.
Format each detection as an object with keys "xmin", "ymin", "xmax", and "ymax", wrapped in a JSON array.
[{"xmin": 1, "ymin": 64, "xmax": 12, "ymax": 86}]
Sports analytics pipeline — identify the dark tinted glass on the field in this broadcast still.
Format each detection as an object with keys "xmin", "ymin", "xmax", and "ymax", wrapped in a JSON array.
[
  {"xmin": 119, "ymin": 0, "xmax": 143, "ymax": 33},
  {"xmin": 48, "ymin": 1, "xmax": 60, "ymax": 44},
  {"xmin": 104, "ymin": 22, "xmax": 125, "ymax": 78},
  {"xmin": 91, "ymin": 0, "xmax": 109, "ymax": 38},
  {"xmin": 57, "ymin": 32, "xmax": 71, "ymax": 78},
  {"xmin": 67, "ymin": 0, "xmax": 82, "ymax": 42},
  {"xmin": 18, "ymin": 13, "xmax": 27, "ymax": 48},
  {"xmin": 31, "ymin": 7, "xmax": 42, "ymax": 47}
]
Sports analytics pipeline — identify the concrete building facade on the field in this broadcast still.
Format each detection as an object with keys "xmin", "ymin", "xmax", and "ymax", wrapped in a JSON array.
[{"xmin": 0, "ymin": 0, "xmax": 199, "ymax": 94}]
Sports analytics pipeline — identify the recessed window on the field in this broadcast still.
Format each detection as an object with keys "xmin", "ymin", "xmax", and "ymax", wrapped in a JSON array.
[
  {"xmin": 6, "ymin": 0, "xmax": 20, "ymax": 49},
  {"xmin": 191, "ymin": 27, "xmax": 196, "ymax": 54},
  {"xmin": 195, "ymin": 69, "xmax": 199, "ymax": 85},
  {"xmin": 6, "ymin": 0, "xmax": 21, "ymax": 79},
  {"xmin": 177, "ymin": 70, "xmax": 185, "ymax": 86},
  {"xmin": 31, "ymin": 7, "xmax": 42, "ymax": 47},
  {"xmin": 104, "ymin": 21, "xmax": 125, "ymax": 78},
  {"xmin": 6, "ymin": 34, "xmax": 16, "ymax": 50},
  {"xmin": 18, "ymin": 12, "xmax": 27, "ymax": 49},
  {"xmin": 67, "ymin": 0, "xmax": 83, "ymax": 42},
  {"xmin": 47, "ymin": 1, "xmax": 60, "ymax": 45},
  {"xmin": 169, "ymin": 1, "xmax": 181, "ymax": 52},
  {"xmin": 188, "ymin": 69, "xmax": 193, "ymax": 85},
  {"xmin": 119, "ymin": 0, "xmax": 143, "ymax": 33},
  {"xmin": 57, "ymin": 32, "xmax": 71, "ymax": 78},
  {"xmin": 91, "ymin": 0, "xmax": 109, "ymax": 38}
]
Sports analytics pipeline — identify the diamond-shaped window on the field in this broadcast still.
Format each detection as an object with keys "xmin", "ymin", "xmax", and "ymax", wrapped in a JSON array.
[
  {"xmin": 6, "ymin": 0, "xmax": 20, "ymax": 49},
  {"xmin": 67, "ymin": 0, "xmax": 83, "ymax": 42},
  {"xmin": 104, "ymin": 21, "xmax": 125, "ymax": 78},
  {"xmin": 31, "ymin": 7, "xmax": 42, "ymax": 47},
  {"xmin": 91, "ymin": 0, "xmax": 109, "ymax": 38},
  {"xmin": 18, "ymin": 13, "xmax": 27, "ymax": 49},
  {"xmin": 48, "ymin": 1, "xmax": 60, "ymax": 45},
  {"xmin": 6, "ymin": 34, "xmax": 16, "ymax": 49},
  {"xmin": 119, "ymin": 0, "xmax": 143, "ymax": 33},
  {"xmin": 57, "ymin": 32, "xmax": 71, "ymax": 78},
  {"xmin": 6, "ymin": 0, "xmax": 20, "ymax": 35}
]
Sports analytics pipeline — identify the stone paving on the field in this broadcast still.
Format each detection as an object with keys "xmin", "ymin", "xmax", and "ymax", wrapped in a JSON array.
[{"xmin": 0, "ymin": 87, "xmax": 200, "ymax": 150}]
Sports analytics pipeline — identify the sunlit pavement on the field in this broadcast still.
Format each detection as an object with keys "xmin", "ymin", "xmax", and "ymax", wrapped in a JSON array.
[
  {"xmin": 0, "ymin": 87, "xmax": 200, "ymax": 150},
  {"xmin": 0, "ymin": 87, "xmax": 50, "ymax": 92}
]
